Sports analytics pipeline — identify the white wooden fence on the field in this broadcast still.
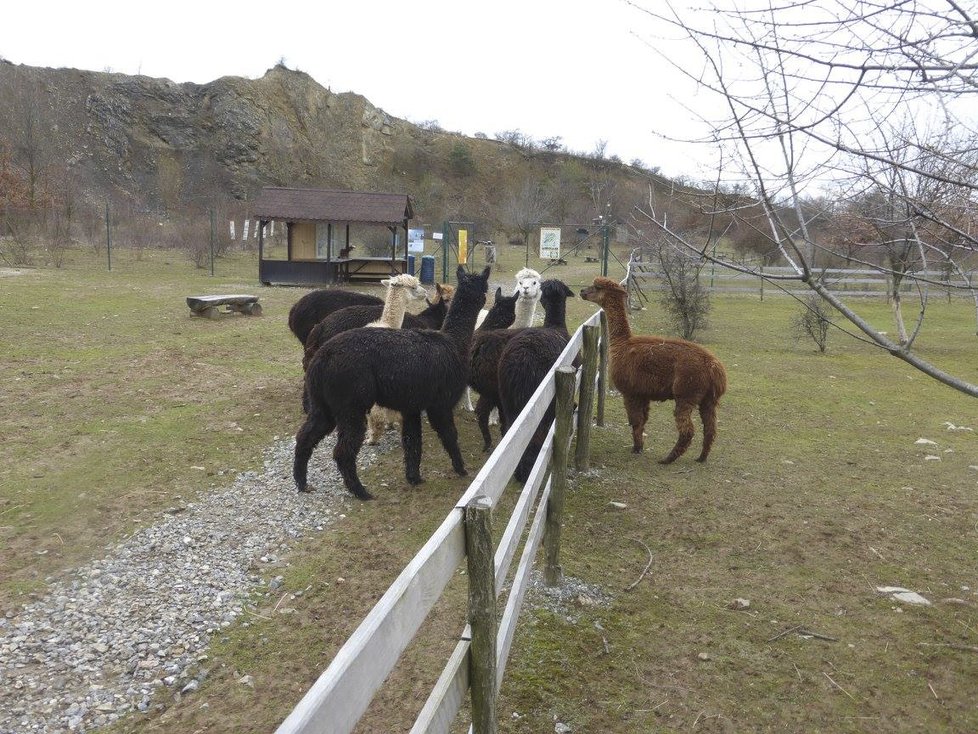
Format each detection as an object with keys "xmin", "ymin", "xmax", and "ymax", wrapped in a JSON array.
[{"xmin": 275, "ymin": 310, "xmax": 608, "ymax": 734}]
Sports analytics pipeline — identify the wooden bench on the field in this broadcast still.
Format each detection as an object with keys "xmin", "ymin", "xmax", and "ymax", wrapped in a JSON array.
[{"xmin": 186, "ymin": 294, "xmax": 262, "ymax": 319}]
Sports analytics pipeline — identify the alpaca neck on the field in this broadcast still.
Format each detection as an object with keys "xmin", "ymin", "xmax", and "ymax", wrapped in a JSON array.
[
  {"xmin": 601, "ymin": 296, "xmax": 633, "ymax": 345},
  {"xmin": 379, "ymin": 289, "xmax": 409, "ymax": 328},
  {"xmin": 441, "ymin": 292, "xmax": 483, "ymax": 353},
  {"xmin": 542, "ymin": 299, "xmax": 568, "ymax": 332},
  {"xmin": 513, "ymin": 296, "xmax": 538, "ymax": 328}
]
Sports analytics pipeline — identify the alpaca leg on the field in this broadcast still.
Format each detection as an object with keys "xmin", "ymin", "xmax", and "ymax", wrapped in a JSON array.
[
  {"xmin": 293, "ymin": 409, "xmax": 335, "ymax": 493},
  {"xmin": 622, "ymin": 394, "xmax": 649, "ymax": 453},
  {"xmin": 661, "ymin": 400, "xmax": 696, "ymax": 464},
  {"xmin": 333, "ymin": 414, "xmax": 372, "ymax": 500},
  {"xmin": 426, "ymin": 406, "xmax": 467, "ymax": 477},
  {"xmin": 401, "ymin": 411, "xmax": 425, "ymax": 485},
  {"xmin": 696, "ymin": 399, "xmax": 718, "ymax": 462},
  {"xmin": 475, "ymin": 394, "xmax": 494, "ymax": 452}
]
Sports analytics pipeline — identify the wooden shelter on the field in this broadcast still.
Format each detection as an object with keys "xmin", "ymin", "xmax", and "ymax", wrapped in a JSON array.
[{"xmin": 253, "ymin": 187, "xmax": 414, "ymax": 286}]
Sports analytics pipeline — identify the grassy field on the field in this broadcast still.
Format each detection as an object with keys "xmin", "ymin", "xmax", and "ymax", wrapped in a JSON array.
[{"xmin": 2, "ymin": 243, "xmax": 978, "ymax": 733}]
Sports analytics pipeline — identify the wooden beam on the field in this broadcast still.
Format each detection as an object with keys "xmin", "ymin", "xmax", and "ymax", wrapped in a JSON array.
[
  {"xmin": 544, "ymin": 368, "xmax": 576, "ymax": 586},
  {"xmin": 575, "ymin": 325, "xmax": 600, "ymax": 471},
  {"xmin": 465, "ymin": 497, "xmax": 497, "ymax": 734}
]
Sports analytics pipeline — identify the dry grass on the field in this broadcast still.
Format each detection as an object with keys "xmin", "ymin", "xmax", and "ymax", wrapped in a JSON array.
[{"xmin": 3, "ymin": 243, "xmax": 978, "ymax": 733}]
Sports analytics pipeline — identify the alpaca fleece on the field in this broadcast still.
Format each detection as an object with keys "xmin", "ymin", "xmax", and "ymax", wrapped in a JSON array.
[
  {"xmin": 580, "ymin": 276, "xmax": 727, "ymax": 463},
  {"xmin": 288, "ymin": 288, "xmax": 383, "ymax": 345},
  {"xmin": 294, "ymin": 265, "xmax": 490, "ymax": 500},
  {"xmin": 497, "ymin": 280, "xmax": 576, "ymax": 482}
]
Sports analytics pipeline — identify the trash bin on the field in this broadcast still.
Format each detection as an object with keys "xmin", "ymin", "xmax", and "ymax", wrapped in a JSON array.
[
  {"xmin": 420, "ymin": 255, "xmax": 436, "ymax": 284},
  {"xmin": 408, "ymin": 254, "xmax": 416, "ymax": 275}
]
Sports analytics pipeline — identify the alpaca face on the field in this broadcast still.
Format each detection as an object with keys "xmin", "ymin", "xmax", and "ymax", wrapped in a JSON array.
[
  {"xmin": 514, "ymin": 268, "xmax": 542, "ymax": 301},
  {"xmin": 580, "ymin": 276, "xmax": 625, "ymax": 306}
]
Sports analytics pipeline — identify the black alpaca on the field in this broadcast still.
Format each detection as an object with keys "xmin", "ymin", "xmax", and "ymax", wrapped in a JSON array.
[
  {"xmin": 469, "ymin": 279, "xmax": 574, "ymax": 452},
  {"xmin": 288, "ymin": 288, "xmax": 383, "ymax": 345},
  {"xmin": 294, "ymin": 265, "xmax": 490, "ymax": 500},
  {"xmin": 498, "ymin": 280, "xmax": 576, "ymax": 482}
]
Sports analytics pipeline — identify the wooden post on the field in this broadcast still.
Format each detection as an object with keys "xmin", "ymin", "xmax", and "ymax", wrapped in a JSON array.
[
  {"xmin": 544, "ymin": 368, "xmax": 576, "ymax": 587},
  {"xmin": 575, "ymin": 325, "xmax": 599, "ymax": 471},
  {"xmin": 596, "ymin": 310, "xmax": 609, "ymax": 427},
  {"xmin": 759, "ymin": 264, "xmax": 764, "ymax": 301},
  {"xmin": 465, "ymin": 496, "xmax": 497, "ymax": 734}
]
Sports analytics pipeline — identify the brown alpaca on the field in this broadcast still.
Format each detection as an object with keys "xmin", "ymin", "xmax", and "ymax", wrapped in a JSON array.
[{"xmin": 580, "ymin": 277, "xmax": 727, "ymax": 463}]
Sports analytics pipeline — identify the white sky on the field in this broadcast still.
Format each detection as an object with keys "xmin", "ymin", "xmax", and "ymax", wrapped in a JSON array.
[{"xmin": 1, "ymin": 0, "xmax": 715, "ymax": 180}]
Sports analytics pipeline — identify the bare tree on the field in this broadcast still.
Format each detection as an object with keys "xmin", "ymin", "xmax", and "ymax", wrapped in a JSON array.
[
  {"xmin": 502, "ymin": 177, "xmax": 552, "ymax": 247},
  {"xmin": 631, "ymin": 0, "xmax": 978, "ymax": 397}
]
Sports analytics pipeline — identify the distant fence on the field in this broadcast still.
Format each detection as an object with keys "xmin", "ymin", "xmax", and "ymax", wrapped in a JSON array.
[
  {"xmin": 624, "ymin": 256, "xmax": 977, "ymax": 302},
  {"xmin": 275, "ymin": 310, "xmax": 609, "ymax": 734}
]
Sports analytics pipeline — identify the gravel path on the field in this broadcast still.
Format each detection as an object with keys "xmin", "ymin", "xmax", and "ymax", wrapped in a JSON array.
[{"xmin": 0, "ymin": 434, "xmax": 384, "ymax": 734}]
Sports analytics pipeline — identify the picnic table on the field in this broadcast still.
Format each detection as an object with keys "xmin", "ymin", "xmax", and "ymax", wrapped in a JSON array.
[{"xmin": 186, "ymin": 294, "xmax": 262, "ymax": 319}]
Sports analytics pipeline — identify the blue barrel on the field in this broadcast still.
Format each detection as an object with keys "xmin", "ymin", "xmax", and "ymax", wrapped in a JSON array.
[
  {"xmin": 420, "ymin": 255, "xmax": 435, "ymax": 284},
  {"xmin": 408, "ymin": 254, "xmax": 416, "ymax": 275}
]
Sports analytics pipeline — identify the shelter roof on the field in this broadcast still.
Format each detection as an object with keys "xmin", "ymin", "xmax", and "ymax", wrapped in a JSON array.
[{"xmin": 252, "ymin": 187, "xmax": 414, "ymax": 224}]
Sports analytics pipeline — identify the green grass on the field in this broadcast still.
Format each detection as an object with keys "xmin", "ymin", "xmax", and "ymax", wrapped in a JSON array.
[{"xmin": 4, "ymin": 242, "xmax": 978, "ymax": 733}]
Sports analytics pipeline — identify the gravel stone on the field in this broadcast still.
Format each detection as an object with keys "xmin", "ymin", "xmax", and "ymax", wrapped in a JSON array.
[{"xmin": 0, "ymin": 435, "xmax": 384, "ymax": 733}]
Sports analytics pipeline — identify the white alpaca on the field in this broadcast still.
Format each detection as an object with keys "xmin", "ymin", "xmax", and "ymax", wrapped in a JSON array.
[
  {"xmin": 465, "ymin": 267, "xmax": 543, "ymax": 416},
  {"xmin": 365, "ymin": 274, "xmax": 430, "ymax": 444}
]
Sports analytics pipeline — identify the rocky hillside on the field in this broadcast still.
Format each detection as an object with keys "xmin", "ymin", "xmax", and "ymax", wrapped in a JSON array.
[{"xmin": 0, "ymin": 60, "xmax": 676, "ymax": 235}]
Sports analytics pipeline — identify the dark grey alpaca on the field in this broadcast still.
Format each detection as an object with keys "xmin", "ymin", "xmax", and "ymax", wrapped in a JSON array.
[
  {"xmin": 498, "ymin": 279, "xmax": 576, "ymax": 482},
  {"xmin": 294, "ymin": 265, "xmax": 490, "ymax": 500}
]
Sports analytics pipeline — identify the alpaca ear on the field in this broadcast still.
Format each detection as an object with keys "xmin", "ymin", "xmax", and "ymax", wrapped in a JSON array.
[
  {"xmin": 456, "ymin": 264, "xmax": 466, "ymax": 281},
  {"xmin": 494, "ymin": 286, "xmax": 502, "ymax": 302},
  {"xmin": 381, "ymin": 278, "xmax": 392, "ymax": 287},
  {"xmin": 480, "ymin": 266, "xmax": 491, "ymax": 279}
]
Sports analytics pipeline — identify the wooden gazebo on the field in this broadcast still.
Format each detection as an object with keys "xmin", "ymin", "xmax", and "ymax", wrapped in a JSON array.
[{"xmin": 253, "ymin": 187, "xmax": 414, "ymax": 286}]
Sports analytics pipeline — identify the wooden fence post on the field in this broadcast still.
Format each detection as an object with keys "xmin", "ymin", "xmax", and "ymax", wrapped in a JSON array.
[
  {"xmin": 544, "ymin": 368, "xmax": 576, "ymax": 587},
  {"xmin": 596, "ymin": 310, "xmax": 609, "ymax": 427},
  {"xmin": 575, "ymin": 325, "xmax": 599, "ymax": 471},
  {"xmin": 465, "ymin": 496, "xmax": 497, "ymax": 734}
]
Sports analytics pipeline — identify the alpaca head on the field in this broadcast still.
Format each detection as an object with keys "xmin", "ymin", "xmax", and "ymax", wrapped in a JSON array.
[
  {"xmin": 540, "ymin": 279, "xmax": 575, "ymax": 309},
  {"xmin": 480, "ymin": 286, "xmax": 518, "ymax": 329},
  {"xmin": 451, "ymin": 265, "xmax": 491, "ymax": 308},
  {"xmin": 432, "ymin": 282, "xmax": 455, "ymax": 305},
  {"xmin": 514, "ymin": 268, "xmax": 542, "ymax": 301},
  {"xmin": 580, "ymin": 276, "xmax": 626, "ymax": 307},
  {"xmin": 381, "ymin": 274, "xmax": 429, "ymax": 302}
]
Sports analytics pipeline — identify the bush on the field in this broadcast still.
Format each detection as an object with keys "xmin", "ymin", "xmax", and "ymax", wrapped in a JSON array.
[
  {"xmin": 655, "ymin": 245, "xmax": 711, "ymax": 340},
  {"xmin": 792, "ymin": 292, "xmax": 833, "ymax": 352}
]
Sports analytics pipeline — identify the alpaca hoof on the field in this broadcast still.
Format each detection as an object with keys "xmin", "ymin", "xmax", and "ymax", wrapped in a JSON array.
[
  {"xmin": 631, "ymin": 446, "xmax": 643, "ymax": 454},
  {"xmin": 695, "ymin": 456, "xmax": 708, "ymax": 463},
  {"xmin": 351, "ymin": 489, "xmax": 374, "ymax": 501},
  {"xmin": 455, "ymin": 468, "xmax": 468, "ymax": 478},
  {"xmin": 658, "ymin": 456, "xmax": 677, "ymax": 465},
  {"xmin": 407, "ymin": 476, "xmax": 425, "ymax": 486},
  {"xmin": 297, "ymin": 484, "xmax": 315, "ymax": 493}
]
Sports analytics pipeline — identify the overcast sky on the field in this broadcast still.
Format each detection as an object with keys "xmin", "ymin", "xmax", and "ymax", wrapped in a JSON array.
[{"xmin": 2, "ymin": 0, "xmax": 715, "ymax": 179}]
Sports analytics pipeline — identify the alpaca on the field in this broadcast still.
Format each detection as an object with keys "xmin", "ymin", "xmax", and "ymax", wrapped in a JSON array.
[
  {"xmin": 468, "ymin": 279, "xmax": 573, "ymax": 453},
  {"xmin": 497, "ymin": 280, "xmax": 576, "ymax": 482},
  {"xmin": 294, "ymin": 265, "xmax": 491, "ymax": 500},
  {"xmin": 580, "ymin": 276, "xmax": 727, "ymax": 463},
  {"xmin": 365, "ymin": 285, "xmax": 517, "ymax": 445},
  {"xmin": 301, "ymin": 282, "xmax": 454, "ymax": 372},
  {"xmin": 465, "ymin": 268, "xmax": 542, "ymax": 413}
]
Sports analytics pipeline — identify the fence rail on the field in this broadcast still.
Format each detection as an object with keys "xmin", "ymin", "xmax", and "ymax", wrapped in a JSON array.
[
  {"xmin": 275, "ymin": 311, "xmax": 607, "ymax": 734},
  {"xmin": 625, "ymin": 261, "xmax": 977, "ymax": 299}
]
